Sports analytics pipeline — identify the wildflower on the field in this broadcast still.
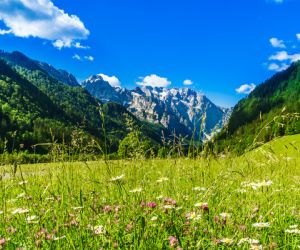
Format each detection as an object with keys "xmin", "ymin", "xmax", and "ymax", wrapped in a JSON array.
[
  {"xmin": 17, "ymin": 193, "xmax": 26, "ymax": 199},
  {"xmin": 26, "ymin": 215, "xmax": 38, "ymax": 224},
  {"xmin": 186, "ymin": 212, "xmax": 201, "ymax": 221},
  {"xmin": 220, "ymin": 213, "xmax": 231, "ymax": 219},
  {"xmin": 11, "ymin": 208, "xmax": 30, "ymax": 215},
  {"xmin": 163, "ymin": 205, "xmax": 175, "ymax": 210},
  {"xmin": 70, "ymin": 219, "xmax": 79, "ymax": 227},
  {"xmin": 250, "ymin": 245, "xmax": 263, "ymax": 250},
  {"xmin": 157, "ymin": 177, "xmax": 169, "ymax": 183},
  {"xmin": 238, "ymin": 238, "xmax": 260, "ymax": 245},
  {"xmin": 129, "ymin": 188, "xmax": 142, "ymax": 193},
  {"xmin": 195, "ymin": 202, "xmax": 209, "ymax": 211},
  {"xmin": 45, "ymin": 197, "xmax": 55, "ymax": 201},
  {"xmin": 252, "ymin": 222, "xmax": 270, "ymax": 228},
  {"xmin": 192, "ymin": 187, "xmax": 207, "ymax": 191},
  {"xmin": 6, "ymin": 227, "xmax": 17, "ymax": 234},
  {"xmin": 169, "ymin": 236, "xmax": 179, "ymax": 247},
  {"xmin": 147, "ymin": 202, "xmax": 157, "ymax": 208},
  {"xmin": 110, "ymin": 174, "xmax": 125, "ymax": 182},
  {"xmin": 93, "ymin": 225, "xmax": 105, "ymax": 235},
  {"xmin": 53, "ymin": 235, "xmax": 66, "ymax": 241},
  {"xmin": 220, "ymin": 238, "xmax": 234, "ymax": 245},
  {"xmin": 72, "ymin": 206, "xmax": 83, "ymax": 211},
  {"xmin": 289, "ymin": 225, "xmax": 298, "ymax": 229},
  {"xmin": 164, "ymin": 198, "xmax": 177, "ymax": 206},
  {"xmin": 103, "ymin": 205, "xmax": 112, "ymax": 213},
  {"xmin": 242, "ymin": 180, "xmax": 273, "ymax": 190},
  {"xmin": 236, "ymin": 189, "xmax": 247, "ymax": 193},
  {"xmin": 151, "ymin": 216, "xmax": 158, "ymax": 221},
  {"xmin": 156, "ymin": 195, "xmax": 164, "ymax": 200},
  {"xmin": 18, "ymin": 181, "xmax": 28, "ymax": 185},
  {"xmin": 140, "ymin": 201, "xmax": 145, "ymax": 208},
  {"xmin": 0, "ymin": 238, "xmax": 6, "ymax": 246},
  {"xmin": 126, "ymin": 223, "xmax": 133, "ymax": 232},
  {"xmin": 35, "ymin": 240, "xmax": 42, "ymax": 247},
  {"xmin": 285, "ymin": 229, "xmax": 300, "ymax": 234},
  {"xmin": 35, "ymin": 228, "xmax": 47, "ymax": 238}
]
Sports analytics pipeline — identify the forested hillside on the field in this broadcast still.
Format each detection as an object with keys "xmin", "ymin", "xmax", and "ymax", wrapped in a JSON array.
[
  {"xmin": 215, "ymin": 62, "xmax": 300, "ymax": 154},
  {"xmin": 0, "ymin": 52, "xmax": 168, "ymax": 157}
]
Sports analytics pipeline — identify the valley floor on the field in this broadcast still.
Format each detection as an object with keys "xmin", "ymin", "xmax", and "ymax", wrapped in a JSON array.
[{"xmin": 0, "ymin": 135, "xmax": 299, "ymax": 249}]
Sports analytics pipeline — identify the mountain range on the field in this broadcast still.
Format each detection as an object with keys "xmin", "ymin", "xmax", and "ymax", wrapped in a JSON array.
[
  {"xmin": 0, "ymin": 51, "xmax": 166, "ymax": 154},
  {"xmin": 0, "ymin": 49, "xmax": 299, "ymax": 157},
  {"xmin": 82, "ymin": 74, "xmax": 231, "ymax": 140}
]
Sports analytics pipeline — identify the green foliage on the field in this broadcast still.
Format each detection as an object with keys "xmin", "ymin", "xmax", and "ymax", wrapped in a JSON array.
[
  {"xmin": 0, "ymin": 51, "xmax": 167, "ymax": 158},
  {"xmin": 215, "ymin": 62, "xmax": 300, "ymax": 154},
  {"xmin": 118, "ymin": 131, "xmax": 154, "ymax": 159},
  {"xmin": 0, "ymin": 134, "xmax": 299, "ymax": 248}
]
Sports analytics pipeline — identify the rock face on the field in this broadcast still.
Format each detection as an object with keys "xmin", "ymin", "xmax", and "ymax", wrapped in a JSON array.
[{"xmin": 82, "ymin": 74, "xmax": 231, "ymax": 139}]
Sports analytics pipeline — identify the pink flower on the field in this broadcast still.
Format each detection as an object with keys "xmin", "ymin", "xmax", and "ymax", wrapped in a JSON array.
[
  {"xmin": 164, "ymin": 198, "xmax": 177, "ymax": 206},
  {"xmin": 169, "ymin": 236, "xmax": 179, "ymax": 247},
  {"xmin": 200, "ymin": 203, "xmax": 209, "ymax": 211},
  {"xmin": 147, "ymin": 202, "xmax": 157, "ymax": 208},
  {"xmin": 140, "ymin": 201, "xmax": 146, "ymax": 208},
  {"xmin": 0, "ymin": 238, "xmax": 6, "ymax": 245},
  {"xmin": 103, "ymin": 205, "xmax": 112, "ymax": 213}
]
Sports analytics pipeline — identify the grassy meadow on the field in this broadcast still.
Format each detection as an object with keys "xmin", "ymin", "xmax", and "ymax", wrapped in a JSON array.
[{"xmin": 0, "ymin": 135, "xmax": 299, "ymax": 249}]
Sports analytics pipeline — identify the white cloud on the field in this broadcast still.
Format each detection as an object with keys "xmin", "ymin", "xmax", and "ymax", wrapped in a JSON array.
[
  {"xmin": 72, "ymin": 54, "xmax": 81, "ymax": 61},
  {"xmin": 297, "ymin": 34, "xmax": 300, "ymax": 40},
  {"xmin": 53, "ymin": 39, "xmax": 71, "ymax": 50},
  {"xmin": 183, "ymin": 79, "xmax": 193, "ymax": 86},
  {"xmin": 290, "ymin": 53, "xmax": 300, "ymax": 62},
  {"xmin": 137, "ymin": 74, "xmax": 171, "ymax": 88},
  {"xmin": 268, "ymin": 62, "xmax": 289, "ymax": 72},
  {"xmin": 0, "ymin": 29, "xmax": 11, "ymax": 35},
  {"xmin": 269, "ymin": 37, "xmax": 286, "ymax": 48},
  {"xmin": 269, "ymin": 51, "xmax": 289, "ymax": 61},
  {"xmin": 269, "ymin": 50, "xmax": 300, "ymax": 63},
  {"xmin": 74, "ymin": 42, "xmax": 90, "ymax": 49},
  {"xmin": 84, "ymin": 56, "xmax": 94, "ymax": 61},
  {"xmin": 236, "ymin": 83, "xmax": 256, "ymax": 94},
  {"xmin": 99, "ymin": 74, "xmax": 121, "ymax": 87},
  {"xmin": 0, "ymin": 0, "xmax": 89, "ymax": 49}
]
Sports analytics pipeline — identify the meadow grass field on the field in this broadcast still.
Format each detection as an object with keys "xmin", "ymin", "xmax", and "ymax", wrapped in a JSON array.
[{"xmin": 0, "ymin": 135, "xmax": 299, "ymax": 249}]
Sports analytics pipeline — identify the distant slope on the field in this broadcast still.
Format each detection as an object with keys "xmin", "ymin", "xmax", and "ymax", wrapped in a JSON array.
[
  {"xmin": 0, "ymin": 51, "xmax": 167, "ymax": 154},
  {"xmin": 0, "ymin": 50, "xmax": 79, "ymax": 87},
  {"xmin": 0, "ymin": 59, "xmax": 72, "ymax": 150},
  {"xmin": 215, "ymin": 62, "xmax": 300, "ymax": 154}
]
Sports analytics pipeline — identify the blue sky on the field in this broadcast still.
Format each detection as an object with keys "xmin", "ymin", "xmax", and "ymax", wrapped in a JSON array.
[{"xmin": 0, "ymin": 0, "xmax": 300, "ymax": 107}]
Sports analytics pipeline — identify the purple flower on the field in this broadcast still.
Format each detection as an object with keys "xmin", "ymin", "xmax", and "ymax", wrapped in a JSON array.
[{"xmin": 147, "ymin": 202, "xmax": 157, "ymax": 208}]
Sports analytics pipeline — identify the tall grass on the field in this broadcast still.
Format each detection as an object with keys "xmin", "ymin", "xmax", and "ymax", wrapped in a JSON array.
[{"xmin": 0, "ymin": 135, "xmax": 299, "ymax": 249}]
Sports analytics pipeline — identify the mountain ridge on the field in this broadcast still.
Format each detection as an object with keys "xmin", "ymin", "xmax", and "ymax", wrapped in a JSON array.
[
  {"xmin": 82, "ymin": 74, "xmax": 231, "ymax": 140},
  {"xmin": 215, "ymin": 61, "xmax": 300, "ymax": 154},
  {"xmin": 0, "ymin": 51, "xmax": 168, "ymax": 155}
]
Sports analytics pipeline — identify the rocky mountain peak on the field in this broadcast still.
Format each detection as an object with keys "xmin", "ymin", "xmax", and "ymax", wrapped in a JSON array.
[{"xmin": 82, "ymin": 75, "xmax": 231, "ymax": 140}]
